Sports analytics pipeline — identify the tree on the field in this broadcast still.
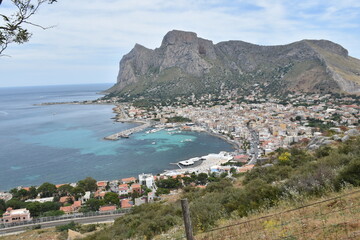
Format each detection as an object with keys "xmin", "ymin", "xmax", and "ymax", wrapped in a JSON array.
[
  {"xmin": 26, "ymin": 201, "xmax": 42, "ymax": 217},
  {"xmin": 104, "ymin": 192, "xmax": 119, "ymax": 206},
  {"xmin": 0, "ymin": 199, "xmax": 6, "ymax": 215},
  {"xmin": 0, "ymin": 0, "xmax": 57, "ymax": 55},
  {"xmin": 5, "ymin": 199, "xmax": 27, "ymax": 209},
  {"xmin": 37, "ymin": 182, "xmax": 57, "ymax": 197},
  {"xmin": 84, "ymin": 198, "xmax": 101, "ymax": 212},
  {"xmin": 71, "ymin": 186, "xmax": 85, "ymax": 201},
  {"xmin": 197, "ymin": 173, "xmax": 208, "ymax": 185},
  {"xmin": 58, "ymin": 184, "xmax": 74, "ymax": 197},
  {"xmin": 28, "ymin": 186, "xmax": 38, "ymax": 199},
  {"xmin": 77, "ymin": 177, "xmax": 97, "ymax": 192}
]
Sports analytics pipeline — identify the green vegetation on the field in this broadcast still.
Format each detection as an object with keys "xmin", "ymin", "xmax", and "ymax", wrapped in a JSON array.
[
  {"xmin": 86, "ymin": 136, "xmax": 360, "ymax": 240},
  {"xmin": 77, "ymin": 177, "xmax": 97, "ymax": 192}
]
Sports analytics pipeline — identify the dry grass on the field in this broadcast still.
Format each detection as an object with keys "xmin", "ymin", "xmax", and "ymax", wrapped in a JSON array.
[
  {"xmin": 0, "ymin": 228, "xmax": 60, "ymax": 240},
  {"xmin": 196, "ymin": 188, "xmax": 360, "ymax": 240}
]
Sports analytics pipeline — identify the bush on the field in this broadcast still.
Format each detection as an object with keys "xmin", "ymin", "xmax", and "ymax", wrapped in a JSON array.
[
  {"xmin": 335, "ymin": 158, "xmax": 360, "ymax": 190},
  {"xmin": 56, "ymin": 221, "xmax": 79, "ymax": 232},
  {"xmin": 80, "ymin": 224, "xmax": 97, "ymax": 233}
]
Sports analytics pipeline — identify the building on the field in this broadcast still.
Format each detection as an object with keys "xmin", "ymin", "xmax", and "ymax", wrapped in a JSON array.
[
  {"xmin": 25, "ymin": 197, "xmax": 54, "ymax": 203},
  {"xmin": 59, "ymin": 201, "xmax": 82, "ymax": 214},
  {"xmin": 121, "ymin": 199, "xmax": 133, "ymax": 209},
  {"xmin": 99, "ymin": 205, "xmax": 117, "ymax": 212},
  {"xmin": 130, "ymin": 184, "xmax": 141, "ymax": 194},
  {"xmin": 118, "ymin": 184, "xmax": 129, "ymax": 196},
  {"xmin": 1, "ymin": 208, "xmax": 32, "ymax": 224},
  {"xmin": 139, "ymin": 173, "xmax": 155, "ymax": 189},
  {"xmin": 121, "ymin": 177, "xmax": 137, "ymax": 184},
  {"xmin": 79, "ymin": 191, "xmax": 91, "ymax": 204}
]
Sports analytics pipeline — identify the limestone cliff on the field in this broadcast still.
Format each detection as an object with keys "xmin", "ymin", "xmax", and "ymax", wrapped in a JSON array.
[{"xmin": 106, "ymin": 30, "xmax": 360, "ymax": 98}]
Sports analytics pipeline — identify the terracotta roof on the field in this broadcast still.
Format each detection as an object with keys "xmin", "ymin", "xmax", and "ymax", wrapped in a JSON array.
[
  {"xmin": 60, "ymin": 206, "xmax": 73, "ymax": 213},
  {"xmin": 118, "ymin": 184, "xmax": 128, "ymax": 188},
  {"xmin": 72, "ymin": 201, "xmax": 82, "ymax": 208},
  {"xmin": 99, "ymin": 205, "xmax": 117, "ymax": 212},
  {"xmin": 56, "ymin": 184, "xmax": 65, "ymax": 188},
  {"xmin": 121, "ymin": 199, "xmax": 133, "ymax": 209},
  {"xmin": 131, "ymin": 184, "xmax": 141, "ymax": 189},
  {"xmin": 97, "ymin": 181, "xmax": 108, "ymax": 187},
  {"xmin": 121, "ymin": 177, "xmax": 136, "ymax": 183},
  {"xmin": 94, "ymin": 191, "xmax": 107, "ymax": 198},
  {"xmin": 59, "ymin": 196, "xmax": 73, "ymax": 203},
  {"xmin": 22, "ymin": 187, "xmax": 30, "ymax": 191},
  {"xmin": 238, "ymin": 164, "xmax": 255, "ymax": 173}
]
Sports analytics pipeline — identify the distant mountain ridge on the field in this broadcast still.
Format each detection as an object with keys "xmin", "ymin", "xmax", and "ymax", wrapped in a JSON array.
[{"xmin": 106, "ymin": 30, "xmax": 360, "ymax": 99}]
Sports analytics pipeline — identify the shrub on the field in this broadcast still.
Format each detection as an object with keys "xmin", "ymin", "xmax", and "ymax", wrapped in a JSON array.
[
  {"xmin": 56, "ymin": 221, "xmax": 79, "ymax": 232},
  {"xmin": 335, "ymin": 157, "xmax": 360, "ymax": 190}
]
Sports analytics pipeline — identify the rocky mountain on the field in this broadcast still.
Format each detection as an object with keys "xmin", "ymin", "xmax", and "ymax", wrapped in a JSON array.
[{"xmin": 106, "ymin": 30, "xmax": 360, "ymax": 99}]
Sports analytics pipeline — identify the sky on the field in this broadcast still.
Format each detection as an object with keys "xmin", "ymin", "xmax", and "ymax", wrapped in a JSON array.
[{"xmin": 0, "ymin": 0, "xmax": 360, "ymax": 87}]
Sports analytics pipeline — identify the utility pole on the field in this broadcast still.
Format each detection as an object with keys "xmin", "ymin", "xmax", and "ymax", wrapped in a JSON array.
[{"xmin": 181, "ymin": 199, "xmax": 194, "ymax": 240}]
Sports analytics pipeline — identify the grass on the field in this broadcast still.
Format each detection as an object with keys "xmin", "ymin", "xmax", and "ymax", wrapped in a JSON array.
[
  {"xmin": 196, "ymin": 187, "xmax": 360, "ymax": 240},
  {"xmin": 0, "ymin": 228, "xmax": 60, "ymax": 240}
]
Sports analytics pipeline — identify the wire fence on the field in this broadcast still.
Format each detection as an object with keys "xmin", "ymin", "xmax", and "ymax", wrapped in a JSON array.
[
  {"xmin": 197, "ymin": 190, "xmax": 360, "ymax": 240},
  {"xmin": 0, "ymin": 208, "xmax": 130, "ymax": 229}
]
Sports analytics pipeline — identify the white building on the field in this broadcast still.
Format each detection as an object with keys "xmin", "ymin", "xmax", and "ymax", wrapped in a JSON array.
[{"xmin": 139, "ymin": 173, "xmax": 155, "ymax": 189}]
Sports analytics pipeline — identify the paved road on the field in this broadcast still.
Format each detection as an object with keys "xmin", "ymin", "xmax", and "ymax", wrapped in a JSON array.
[
  {"xmin": 0, "ymin": 213, "xmax": 125, "ymax": 236},
  {"xmin": 248, "ymin": 127, "xmax": 259, "ymax": 165}
]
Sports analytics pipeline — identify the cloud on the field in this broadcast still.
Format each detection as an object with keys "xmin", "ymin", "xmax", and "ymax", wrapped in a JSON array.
[{"xmin": 0, "ymin": 0, "xmax": 359, "ymax": 87}]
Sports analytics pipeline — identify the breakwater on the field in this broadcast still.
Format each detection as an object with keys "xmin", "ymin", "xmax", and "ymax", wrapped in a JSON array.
[{"xmin": 104, "ymin": 121, "xmax": 152, "ymax": 140}]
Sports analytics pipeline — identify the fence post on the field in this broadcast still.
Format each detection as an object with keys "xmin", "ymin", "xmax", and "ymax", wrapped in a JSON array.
[{"xmin": 181, "ymin": 199, "xmax": 194, "ymax": 240}]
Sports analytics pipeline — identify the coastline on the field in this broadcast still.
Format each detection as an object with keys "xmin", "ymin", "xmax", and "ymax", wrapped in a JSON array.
[{"xmin": 4, "ymin": 99, "xmax": 236, "ymax": 191}]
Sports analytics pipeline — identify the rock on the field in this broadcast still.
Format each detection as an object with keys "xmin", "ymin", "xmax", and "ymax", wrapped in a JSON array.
[
  {"xmin": 308, "ymin": 144, "xmax": 319, "ymax": 150},
  {"xmin": 323, "ymin": 140, "xmax": 335, "ymax": 145},
  {"xmin": 333, "ymin": 135, "xmax": 341, "ymax": 141},
  {"xmin": 342, "ymin": 135, "xmax": 350, "ymax": 142},
  {"xmin": 345, "ymin": 129, "xmax": 360, "ymax": 136},
  {"xmin": 106, "ymin": 30, "xmax": 360, "ymax": 98}
]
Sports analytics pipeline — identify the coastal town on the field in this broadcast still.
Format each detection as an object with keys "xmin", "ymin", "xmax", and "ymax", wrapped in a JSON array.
[{"xmin": 1, "ymin": 91, "xmax": 360, "ymax": 228}]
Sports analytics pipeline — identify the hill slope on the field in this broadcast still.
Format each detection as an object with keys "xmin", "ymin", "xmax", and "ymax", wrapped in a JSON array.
[{"xmin": 106, "ymin": 30, "xmax": 360, "ymax": 99}]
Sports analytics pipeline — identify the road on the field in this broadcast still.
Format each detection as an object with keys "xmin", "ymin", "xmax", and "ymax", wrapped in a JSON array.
[
  {"xmin": 0, "ymin": 212, "xmax": 125, "ymax": 236},
  {"xmin": 247, "ymin": 127, "xmax": 259, "ymax": 165}
]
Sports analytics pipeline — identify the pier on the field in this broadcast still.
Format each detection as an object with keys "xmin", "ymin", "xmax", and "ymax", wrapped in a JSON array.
[{"xmin": 104, "ymin": 122, "xmax": 152, "ymax": 140}]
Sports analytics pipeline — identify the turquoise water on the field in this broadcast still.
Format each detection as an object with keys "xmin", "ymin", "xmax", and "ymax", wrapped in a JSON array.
[{"xmin": 0, "ymin": 84, "xmax": 233, "ymax": 190}]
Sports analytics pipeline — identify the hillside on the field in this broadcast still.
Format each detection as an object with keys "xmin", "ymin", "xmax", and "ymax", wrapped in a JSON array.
[
  {"xmin": 105, "ymin": 30, "xmax": 360, "ymax": 100},
  {"xmin": 83, "ymin": 136, "xmax": 360, "ymax": 240}
]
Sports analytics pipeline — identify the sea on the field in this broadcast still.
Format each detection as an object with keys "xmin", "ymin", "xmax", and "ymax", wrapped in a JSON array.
[{"xmin": 0, "ymin": 84, "xmax": 233, "ymax": 191}]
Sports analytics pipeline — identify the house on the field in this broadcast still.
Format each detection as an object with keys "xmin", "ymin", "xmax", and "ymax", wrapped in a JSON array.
[
  {"xmin": 121, "ymin": 199, "xmax": 133, "ymax": 209},
  {"xmin": 59, "ymin": 196, "xmax": 74, "ymax": 204},
  {"xmin": 147, "ymin": 192, "xmax": 155, "ymax": 203},
  {"xmin": 118, "ymin": 184, "xmax": 129, "ymax": 196},
  {"xmin": 96, "ymin": 181, "xmax": 108, "ymax": 191},
  {"xmin": 233, "ymin": 154, "xmax": 249, "ymax": 163},
  {"xmin": 99, "ymin": 205, "xmax": 117, "ymax": 212},
  {"xmin": 60, "ymin": 201, "xmax": 82, "ymax": 214},
  {"xmin": 59, "ymin": 206, "xmax": 73, "ymax": 214},
  {"xmin": 139, "ymin": 173, "xmax": 155, "ymax": 189},
  {"xmin": 79, "ymin": 191, "xmax": 91, "ymax": 204},
  {"xmin": 121, "ymin": 177, "xmax": 136, "ymax": 184},
  {"xmin": 237, "ymin": 164, "xmax": 255, "ymax": 173},
  {"xmin": 94, "ymin": 190, "xmax": 106, "ymax": 199},
  {"xmin": 1, "ymin": 208, "xmax": 32, "ymax": 224},
  {"xmin": 130, "ymin": 184, "xmax": 141, "ymax": 194}
]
